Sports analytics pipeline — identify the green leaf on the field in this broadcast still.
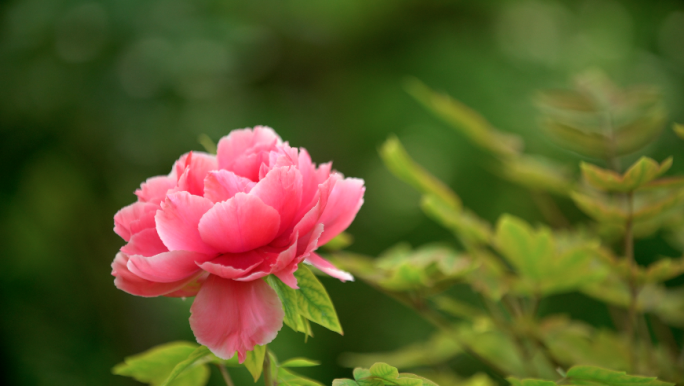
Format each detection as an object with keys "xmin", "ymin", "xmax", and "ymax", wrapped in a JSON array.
[
  {"xmin": 570, "ymin": 192, "xmax": 627, "ymax": 222},
  {"xmin": 243, "ymin": 344, "xmax": 266, "ymax": 382},
  {"xmin": 333, "ymin": 380, "xmax": 360, "ymax": 386},
  {"xmin": 581, "ymin": 157, "xmax": 672, "ymax": 192},
  {"xmin": 280, "ymin": 358, "xmax": 321, "ymax": 367},
  {"xmin": 405, "ymin": 77, "xmax": 522, "ymax": 158},
  {"xmin": 396, "ymin": 373, "xmax": 439, "ymax": 386},
  {"xmin": 277, "ymin": 367, "xmax": 325, "ymax": 386},
  {"xmin": 565, "ymin": 365, "xmax": 674, "ymax": 386},
  {"xmin": 112, "ymin": 342, "xmax": 210, "ymax": 386},
  {"xmin": 369, "ymin": 362, "xmax": 399, "ymax": 379},
  {"xmin": 197, "ymin": 134, "xmax": 216, "ymax": 154},
  {"xmin": 267, "ymin": 275, "xmax": 307, "ymax": 334},
  {"xmin": 673, "ymin": 123, "xmax": 684, "ymax": 140},
  {"xmin": 294, "ymin": 265, "xmax": 343, "ymax": 334},
  {"xmin": 160, "ymin": 345, "xmax": 212, "ymax": 386},
  {"xmin": 495, "ymin": 215, "xmax": 554, "ymax": 282},
  {"xmin": 643, "ymin": 257, "xmax": 684, "ymax": 283},
  {"xmin": 506, "ymin": 378, "xmax": 557, "ymax": 386},
  {"xmin": 354, "ymin": 368, "xmax": 373, "ymax": 380},
  {"xmin": 420, "ymin": 194, "xmax": 492, "ymax": 245},
  {"xmin": 379, "ymin": 136, "xmax": 461, "ymax": 210},
  {"xmin": 500, "ymin": 155, "xmax": 574, "ymax": 195},
  {"xmin": 322, "ymin": 232, "xmax": 354, "ymax": 251}
]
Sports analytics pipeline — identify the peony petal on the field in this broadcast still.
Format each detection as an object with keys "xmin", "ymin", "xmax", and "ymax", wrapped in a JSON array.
[
  {"xmin": 198, "ymin": 193, "xmax": 280, "ymax": 254},
  {"xmin": 198, "ymin": 252, "xmax": 263, "ymax": 280},
  {"xmin": 250, "ymin": 166, "xmax": 303, "ymax": 233},
  {"xmin": 114, "ymin": 202, "xmax": 158, "ymax": 241},
  {"xmin": 204, "ymin": 170, "xmax": 256, "ymax": 203},
  {"xmin": 317, "ymin": 176, "xmax": 365, "ymax": 245},
  {"xmin": 217, "ymin": 126, "xmax": 281, "ymax": 171},
  {"xmin": 121, "ymin": 228, "xmax": 168, "ymax": 257},
  {"xmin": 127, "ymin": 250, "xmax": 213, "ymax": 283},
  {"xmin": 135, "ymin": 176, "xmax": 176, "ymax": 204},
  {"xmin": 274, "ymin": 224, "xmax": 322, "ymax": 289},
  {"xmin": 112, "ymin": 253, "xmax": 204, "ymax": 297},
  {"xmin": 174, "ymin": 152, "xmax": 219, "ymax": 196},
  {"xmin": 155, "ymin": 192, "xmax": 217, "ymax": 254},
  {"xmin": 306, "ymin": 252, "xmax": 354, "ymax": 282},
  {"xmin": 190, "ymin": 275, "xmax": 284, "ymax": 362},
  {"xmin": 286, "ymin": 174, "xmax": 339, "ymax": 244}
]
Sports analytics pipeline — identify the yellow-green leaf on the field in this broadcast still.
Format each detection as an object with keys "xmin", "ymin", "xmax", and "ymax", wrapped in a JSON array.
[
  {"xmin": 581, "ymin": 157, "xmax": 672, "ymax": 192},
  {"xmin": 160, "ymin": 345, "xmax": 212, "ymax": 386},
  {"xmin": 421, "ymin": 194, "xmax": 492, "ymax": 245},
  {"xmin": 322, "ymin": 232, "xmax": 353, "ymax": 251},
  {"xmin": 380, "ymin": 136, "xmax": 461, "ymax": 210},
  {"xmin": 267, "ymin": 275, "xmax": 307, "ymax": 334},
  {"xmin": 294, "ymin": 265, "xmax": 343, "ymax": 334},
  {"xmin": 112, "ymin": 342, "xmax": 210, "ymax": 386},
  {"xmin": 243, "ymin": 345, "xmax": 266, "ymax": 382},
  {"xmin": 405, "ymin": 78, "xmax": 523, "ymax": 158},
  {"xmin": 565, "ymin": 365, "xmax": 674, "ymax": 386},
  {"xmin": 280, "ymin": 358, "xmax": 320, "ymax": 368},
  {"xmin": 674, "ymin": 123, "xmax": 684, "ymax": 140}
]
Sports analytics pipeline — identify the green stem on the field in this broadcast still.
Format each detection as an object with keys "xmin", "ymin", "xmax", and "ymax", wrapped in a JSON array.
[
  {"xmin": 216, "ymin": 364, "xmax": 235, "ymax": 386},
  {"xmin": 263, "ymin": 349, "xmax": 274, "ymax": 386},
  {"xmin": 378, "ymin": 287, "xmax": 509, "ymax": 381},
  {"xmin": 624, "ymin": 191, "xmax": 639, "ymax": 372}
]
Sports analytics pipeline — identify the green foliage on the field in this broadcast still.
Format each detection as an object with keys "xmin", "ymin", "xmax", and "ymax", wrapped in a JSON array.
[
  {"xmin": 581, "ymin": 157, "xmax": 672, "ymax": 193},
  {"xmin": 112, "ymin": 342, "xmax": 210, "ymax": 386},
  {"xmin": 509, "ymin": 365, "xmax": 674, "ymax": 386},
  {"xmin": 244, "ymin": 345, "xmax": 267, "ymax": 382},
  {"xmin": 268, "ymin": 351, "xmax": 324, "ymax": 386},
  {"xmin": 294, "ymin": 265, "xmax": 343, "ymax": 334},
  {"xmin": 379, "ymin": 135, "xmax": 461, "ymax": 210},
  {"xmin": 494, "ymin": 215, "xmax": 607, "ymax": 295},
  {"xmin": 404, "ymin": 78, "xmax": 522, "ymax": 158},
  {"xmin": 333, "ymin": 363, "xmax": 439, "ymax": 386},
  {"xmin": 336, "ymin": 72, "xmax": 684, "ymax": 385}
]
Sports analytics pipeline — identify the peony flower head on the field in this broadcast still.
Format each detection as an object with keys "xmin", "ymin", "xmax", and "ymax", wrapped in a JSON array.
[{"xmin": 112, "ymin": 126, "xmax": 364, "ymax": 361}]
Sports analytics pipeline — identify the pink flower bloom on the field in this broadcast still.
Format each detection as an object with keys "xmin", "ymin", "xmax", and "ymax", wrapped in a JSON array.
[{"xmin": 112, "ymin": 126, "xmax": 364, "ymax": 362}]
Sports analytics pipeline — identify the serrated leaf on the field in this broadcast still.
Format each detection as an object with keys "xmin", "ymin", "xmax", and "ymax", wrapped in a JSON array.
[
  {"xmin": 243, "ymin": 344, "xmax": 266, "ymax": 382},
  {"xmin": 112, "ymin": 342, "xmax": 210, "ymax": 386},
  {"xmin": 280, "ymin": 358, "xmax": 320, "ymax": 367},
  {"xmin": 369, "ymin": 362, "xmax": 399, "ymax": 379},
  {"xmin": 581, "ymin": 157, "xmax": 672, "ymax": 192},
  {"xmin": 267, "ymin": 275, "xmax": 307, "ymax": 334},
  {"xmin": 160, "ymin": 345, "xmax": 212, "ymax": 386},
  {"xmin": 380, "ymin": 136, "xmax": 461, "ymax": 210},
  {"xmin": 405, "ymin": 77, "xmax": 523, "ymax": 158},
  {"xmin": 565, "ymin": 365, "xmax": 674, "ymax": 386},
  {"xmin": 333, "ymin": 380, "xmax": 360, "ymax": 386},
  {"xmin": 673, "ymin": 123, "xmax": 684, "ymax": 140},
  {"xmin": 294, "ymin": 265, "xmax": 343, "ymax": 334},
  {"xmin": 277, "ymin": 367, "xmax": 324, "ymax": 386}
]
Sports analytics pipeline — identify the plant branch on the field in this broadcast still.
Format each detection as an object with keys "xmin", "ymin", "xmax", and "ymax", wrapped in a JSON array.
[
  {"xmin": 624, "ymin": 191, "xmax": 639, "ymax": 372},
  {"xmin": 215, "ymin": 364, "xmax": 235, "ymax": 386},
  {"xmin": 263, "ymin": 349, "xmax": 274, "ymax": 386}
]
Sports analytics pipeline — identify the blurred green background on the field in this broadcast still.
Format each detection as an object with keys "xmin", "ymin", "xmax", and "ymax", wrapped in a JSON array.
[{"xmin": 2, "ymin": 0, "xmax": 684, "ymax": 384}]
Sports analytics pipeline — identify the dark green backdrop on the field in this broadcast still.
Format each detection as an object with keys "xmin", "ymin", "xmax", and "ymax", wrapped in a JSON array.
[{"xmin": 2, "ymin": 0, "xmax": 684, "ymax": 384}]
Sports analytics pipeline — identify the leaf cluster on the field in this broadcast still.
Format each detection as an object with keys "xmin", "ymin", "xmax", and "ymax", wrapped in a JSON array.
[{"xmin": 335, "ymin": 72, "xmax": 684, "ymax": 384}]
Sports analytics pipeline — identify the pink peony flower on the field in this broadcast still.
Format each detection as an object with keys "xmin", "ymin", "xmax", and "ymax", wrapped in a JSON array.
[{"xmin": 111, "ymin": 126, "xmax": 364, "ymax": 361}]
